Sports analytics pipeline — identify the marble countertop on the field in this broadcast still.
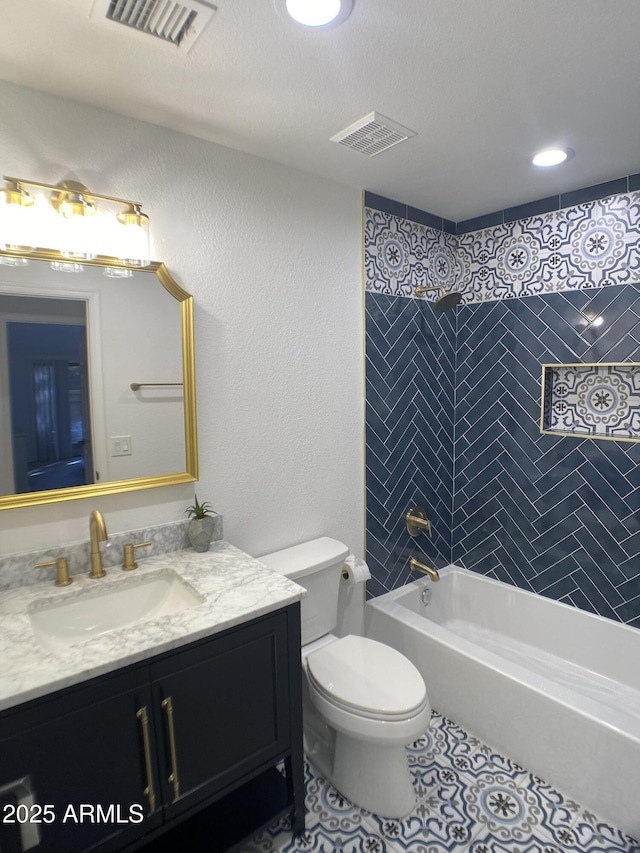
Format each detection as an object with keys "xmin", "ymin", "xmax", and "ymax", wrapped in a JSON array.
[{"xmin": 0, "ymin": 540, "xmax": 305, "ymax": 712}]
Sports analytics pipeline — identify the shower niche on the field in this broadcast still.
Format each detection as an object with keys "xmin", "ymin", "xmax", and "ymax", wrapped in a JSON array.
[{"xmin": 541, "ymin": 362, "xmax": 640, "ymax": 442}]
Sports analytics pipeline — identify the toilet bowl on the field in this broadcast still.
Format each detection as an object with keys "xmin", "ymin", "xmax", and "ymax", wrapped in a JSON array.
[
  {"xmin": 302, "ymin": 633, "xmax": 430, "ymax": 817},
  {"xmin": 260, "ymin": 537, "xmax": 431, "ymax": 818}
]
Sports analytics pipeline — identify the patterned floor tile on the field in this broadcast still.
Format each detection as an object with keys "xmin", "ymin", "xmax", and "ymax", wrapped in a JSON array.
[
  {"xmin": 364, "ymin": 762, "xmax": 481, "ymax": 850},
  {"xmin": 565, "ymin": 812, "xmax": 640, "ymax": 853},
  {"xmin": 462, "ymin": 769, "xmax": 549, "ymax": 844},
  {"xmin": 303, "ymin": 767, "xmax": 372, "ymax": 833},
  {"xmin": 245, "ymin": 715, "xmax": 636, "ymax": 853},
  {"xmin": 518, "ymin": 773, "xmax": 582, "ymax": 840},
  {"xmin": 407, "ymin": 712, "xmax": 483, "ymax": 775},
  {"xmin": 468, "ymin": 831, "xmax": 564, "ymax": 852},
  {"xmin": 242, "ymin": 814, "xmax": 395, "ymax": 853},
  {"xmin": 450, "ymin": 736, "xmax": 529, "ymax": 779},
  {"xmin": 365, "ymin": 810, "xmax": 475, "ymax": 852}
]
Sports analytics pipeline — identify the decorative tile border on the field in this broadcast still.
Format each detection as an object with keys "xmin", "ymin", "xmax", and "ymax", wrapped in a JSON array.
[
  {"xmin": 458, "ymin": 192, "xmax": 640, "ymax": 303},
  {"xmin": 365, "ymin": 189, "xmax": 640, "ymax": 306},
  {"xmin": 364, "ymin": 207, "xmax": 460, "ymax": 301}
]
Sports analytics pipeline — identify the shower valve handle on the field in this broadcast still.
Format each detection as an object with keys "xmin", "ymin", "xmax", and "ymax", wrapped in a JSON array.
[{"xmin": 406, "ymin": 507, "xmax": 432, "ymax": 537}]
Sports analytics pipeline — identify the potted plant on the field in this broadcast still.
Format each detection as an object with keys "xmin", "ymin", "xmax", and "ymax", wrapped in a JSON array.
[{"xmin": 185, "ymin": 495, "xmax": 216, "ymax": 552}]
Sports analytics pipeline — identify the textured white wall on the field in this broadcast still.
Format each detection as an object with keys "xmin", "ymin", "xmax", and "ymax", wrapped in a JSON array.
[{"xmin": 0, "ymin": 81, "xmax": 365, "ymax": 560}]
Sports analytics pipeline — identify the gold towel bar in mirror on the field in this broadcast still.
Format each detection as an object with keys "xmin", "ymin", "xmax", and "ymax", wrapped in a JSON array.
[{"xmin": 130, "ymin": 382, "xmax": 184, "ymax": 390}]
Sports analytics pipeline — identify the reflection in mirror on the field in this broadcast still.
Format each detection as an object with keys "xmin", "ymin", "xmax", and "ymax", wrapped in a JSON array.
[
  {"xmin": 0, "ymin": 258, "xmax": 197, "ymax": 510},
  {"xmin": 1, "ymin": 294, "xmax": 91, "ymax": 494}
]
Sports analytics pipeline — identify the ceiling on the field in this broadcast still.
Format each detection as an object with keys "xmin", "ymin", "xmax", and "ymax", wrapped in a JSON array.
[{"xmin": 1, "ymin": 0, "xmax": 640, "ymax": 221}]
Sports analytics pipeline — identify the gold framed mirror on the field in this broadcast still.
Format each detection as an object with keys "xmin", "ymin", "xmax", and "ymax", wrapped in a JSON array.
[{"xmin": 0, "ymin": 249, "xmax": 197, "ymax": 510}]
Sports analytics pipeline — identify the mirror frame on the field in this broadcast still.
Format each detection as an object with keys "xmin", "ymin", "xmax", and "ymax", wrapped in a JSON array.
[{"xmin": 0, "ymin": 248, "xmax": 198, "ymax": 510}]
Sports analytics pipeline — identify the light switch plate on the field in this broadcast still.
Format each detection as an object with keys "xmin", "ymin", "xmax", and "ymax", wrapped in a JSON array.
[{"xmin": 110, "ymin": 435, "xmax": 132, "ymax": 456}]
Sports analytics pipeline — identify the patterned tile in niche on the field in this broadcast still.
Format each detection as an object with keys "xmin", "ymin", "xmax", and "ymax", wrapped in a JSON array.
[{"xmin": 545, "ymin": 363, "xmax": 640, "ymax": 440}]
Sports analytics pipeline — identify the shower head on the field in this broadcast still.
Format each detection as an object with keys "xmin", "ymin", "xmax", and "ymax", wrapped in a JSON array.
[
  {"xmin": 434, "ymin": 291, "xmax": 463, "ymax": 312},
  {"xmin": 413, "ymin": 285, "xmax": 463, "ymax": 312}
]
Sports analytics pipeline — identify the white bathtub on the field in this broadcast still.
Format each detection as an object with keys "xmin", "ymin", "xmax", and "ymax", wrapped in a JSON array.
[{"xmin": 364, "ymin": 565, "xmax": 640, "ymax": 838}]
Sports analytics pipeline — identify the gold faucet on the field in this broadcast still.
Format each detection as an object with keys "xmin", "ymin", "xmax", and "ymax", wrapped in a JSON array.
[
  {"xmin": 409, "ymin": 556, "xmax": 440, "ymax": 582},
  {"xmin": 89, "ymin": 510, "xmax": 108, "ymax": 579}
]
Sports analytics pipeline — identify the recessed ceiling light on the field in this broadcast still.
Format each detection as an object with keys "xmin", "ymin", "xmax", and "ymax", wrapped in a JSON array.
[
  {"xmin": 277, "ymin": 0, "xmax": 353, "ymax": 27},
  {"xmin": 531, "ymin": 147, "xmax": 574, "ymax": 167}
]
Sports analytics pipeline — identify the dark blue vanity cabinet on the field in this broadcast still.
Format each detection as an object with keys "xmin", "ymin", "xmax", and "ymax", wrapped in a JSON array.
[{"xmin": 0, "ymin": 604, "xmax": 304, "ymax": 853}]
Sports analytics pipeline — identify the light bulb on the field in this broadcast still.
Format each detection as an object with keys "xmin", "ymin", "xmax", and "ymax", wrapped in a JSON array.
[
  {"xmin": 532, "ymin": 148, "xmax": 573, "ymax": 167},
  {"xmin": 282, "ymin": 0, "xmax": 352, "ymax": 27}
]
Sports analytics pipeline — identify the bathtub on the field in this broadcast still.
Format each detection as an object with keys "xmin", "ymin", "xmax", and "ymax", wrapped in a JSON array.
[{"xmin": 364, "ymin": 565, "xmax": 640, "ymax": 839}]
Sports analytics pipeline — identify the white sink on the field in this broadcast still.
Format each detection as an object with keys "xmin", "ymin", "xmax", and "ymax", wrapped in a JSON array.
[{"xmin": 28, "ymin": 569, "xmax": 205, "ymax": 651}]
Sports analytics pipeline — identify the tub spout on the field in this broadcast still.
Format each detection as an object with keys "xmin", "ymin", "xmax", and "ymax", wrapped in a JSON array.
[{"xmin": 409, "ymin": 557, "xmax": 439, "ymax": 582}]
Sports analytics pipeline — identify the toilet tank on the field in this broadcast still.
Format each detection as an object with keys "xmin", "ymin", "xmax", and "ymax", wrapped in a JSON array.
[{"xmin": 259, "ymin": 538, "xmax": 349, "ymax": 645}]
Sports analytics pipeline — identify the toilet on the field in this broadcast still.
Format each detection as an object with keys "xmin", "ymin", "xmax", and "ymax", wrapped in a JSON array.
[{"xmin": 260, "ymin": 537, "xmax": 431, "ymax": 818}]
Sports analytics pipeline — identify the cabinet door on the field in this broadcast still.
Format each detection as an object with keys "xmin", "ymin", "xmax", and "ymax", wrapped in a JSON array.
[
  {"xmin": 0, "ymin": 671, "xmax": 162, "ymax": 852},
  {"xmin": 150, "ymin": 612, "xmax": 290, "ymax": 819}
]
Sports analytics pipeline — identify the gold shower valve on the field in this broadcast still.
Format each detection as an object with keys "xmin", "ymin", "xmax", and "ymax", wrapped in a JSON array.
[{"xmin": 406, "ymin": 506, "xmax": 432, "ymax": 537}]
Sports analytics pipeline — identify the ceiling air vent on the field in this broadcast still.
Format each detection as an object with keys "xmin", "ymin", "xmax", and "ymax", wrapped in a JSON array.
[
  {"xmin": 90, "ymin": 0, "xmax": 217, "ymax": 51},
  {"xmin": 330, "ymin": 112, "xmax": 417, "ymax": 157}
]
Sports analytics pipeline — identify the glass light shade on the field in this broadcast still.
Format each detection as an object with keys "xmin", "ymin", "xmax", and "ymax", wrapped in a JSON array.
[
  {"xmin": 115, "ymin": 206, "xmax": 150, "ymax": 267},
  {"xmin": 104, "ymin": 266, "xmax": 134, "ymax": 279},
  {"xmin": 0, "ymin": 187, "xmax": 36, "ymax": 253},
  {"xmin": 58, "ymin": 196, "xmax": 97, "ymax": 260},
  {"xmin": 50, "ymin": 261, "xmax": 84, "ymax": 273}
]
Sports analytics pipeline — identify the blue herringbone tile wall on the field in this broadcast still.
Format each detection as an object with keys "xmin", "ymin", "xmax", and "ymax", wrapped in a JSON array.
[
  {"xmin": 364, "ymin": 197, "xmax": 640, "ymax": 625},
  {"xmin": 365, "ymin": 292, "xmax": 455, "ymax": 597},
  {"xmin": 453, "ymin": 285, "xmax": 640, "ymax": 628}
]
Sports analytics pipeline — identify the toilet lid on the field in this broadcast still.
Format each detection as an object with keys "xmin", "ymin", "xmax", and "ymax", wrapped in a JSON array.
[{"xmin": 306, "ymin": 635, "xmax": 426, "ymax": 717}]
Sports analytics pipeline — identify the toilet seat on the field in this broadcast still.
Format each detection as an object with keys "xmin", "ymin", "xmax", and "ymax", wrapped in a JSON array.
[{"xmin": 306, "ymin": 635, "xmax": 427, "ymax": 721}]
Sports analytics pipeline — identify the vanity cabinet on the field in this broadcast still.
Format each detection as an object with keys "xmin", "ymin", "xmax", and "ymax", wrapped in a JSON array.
[
  {"xmin": 0, "ymin": 671, "xmax": 161, "ymax": 852},
  {"xmin": 0, "ymin": 604, "xmax": 304, "ymax": 853},
  {"xmin": 150, "ymin": 611, "xmax": 291, "ymax": 823}
]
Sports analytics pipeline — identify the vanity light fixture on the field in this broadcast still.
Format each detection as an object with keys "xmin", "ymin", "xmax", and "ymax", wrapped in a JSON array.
[
  {"xmin": 0, "ymin": 176, "xmax": 151, "ymax": 273},
  {"xmin": 531, "ymin": 147, "xmax": 574, "ymax": 167},
  {"xmin": 277, "ymin": 0, "xmax": 353, "ymax": 27},
  {"xmin": 0, "ymin": 179, "xmax": 36, "ymax": 256}
]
